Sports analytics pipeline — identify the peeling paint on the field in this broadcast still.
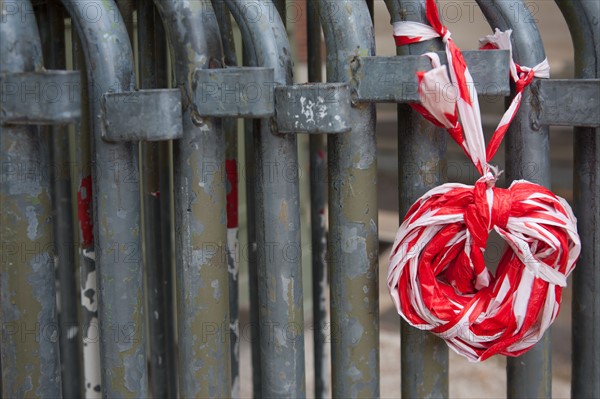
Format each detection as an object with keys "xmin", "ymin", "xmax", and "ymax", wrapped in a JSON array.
[
  {"xmin": 25, "ymin": 205, "xmax": 39, "ymax": 240},
  {"xmin": 211, "ymin": 279, "xmax": 221, "ymax": 300}
]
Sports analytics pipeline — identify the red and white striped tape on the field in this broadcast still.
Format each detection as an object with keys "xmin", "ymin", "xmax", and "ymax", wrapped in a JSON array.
[{"xmin": 388, "ymin": 0, "xmax": 579, "ymax": 361}]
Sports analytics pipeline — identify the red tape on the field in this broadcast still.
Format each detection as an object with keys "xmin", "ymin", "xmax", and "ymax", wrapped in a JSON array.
[
  {"xmin": 389, "ymin": 1, "xmax": 578, "ymax": 362},
  {"xmin": 77, "ymin": 175, "xmax": 94, "ymax": 248},
  {"xmin": 388, "ymin": 177, "xmax": 579, "ymax": 361}
]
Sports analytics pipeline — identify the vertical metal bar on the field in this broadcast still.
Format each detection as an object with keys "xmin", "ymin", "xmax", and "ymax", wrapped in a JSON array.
[
  {"xmin": 383, "ymin": 1, "xmax": 449, "ymax": 397},
  {"xmin": 58, "ymin": 1, "xmax": 148, "ymax": 396},
  {"xmin": 477, "ymin": 2, "xmax": 552, "ymax": 397},
  {"xmin": 274, "ymin": 0, "xmax": 287, "ymax": 24},
  {"xmin": 316, "ymin": 0, "xmax": 379, "ymax": 397},
  {"xmin": 367, "ymin": 0, "xmax": 375, "ymax": 22},
  {"xmin": 224, "ymin": 0, "xmax": 306, "ymax": 396},
  {"xmin": 0, "ymin": 1, "xmax": 62, "ymax": 397},
  {"xmin": 156, "ymin": 10, "xmax": 177, "ymax": 397},
  {"xmin": 571, "ymin": 106, "xmax": 600, "ymax": 397},
  {"xmin": 136, "ymin": 2, "xmax": 176, "ymax": 398},
  {"xmin": 554, "ymin": 1, "xmax": 600, "ymax": 398},
  {"xmin": 211, "ymin": 1, "xmax": 241, "ymax": 396},
  {"xmin": 116, "ymin": 0, "xmax": 134, "ymax": 41},
  {"xmin": 152, "ymin": 1, "xmax": 231, "ymax": 397},
  {"xmin": 242, "ymin": 42, "xmax": 263, "ymax": 398},
  {"xmin": 72, "ymin": 31, "xmax": 102, "ymax": 399},
  {"xmin": 36, "ymin": 2, "xmax": 82, "ymax": 397},
  {"xmin": 307, "ymin": 0, "xmax": 328, "ymax": 397}
]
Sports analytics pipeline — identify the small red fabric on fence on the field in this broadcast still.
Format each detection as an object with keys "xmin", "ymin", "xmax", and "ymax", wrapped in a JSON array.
[{"xmin": 388, "ymin": 0, "xmax": 580, "ymax": 362}]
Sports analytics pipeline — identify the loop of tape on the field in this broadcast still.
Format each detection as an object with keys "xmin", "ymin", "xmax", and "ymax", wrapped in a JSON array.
[{"xmin": 388, "ymin": 0, "xmax": 580, "ymax": 362}]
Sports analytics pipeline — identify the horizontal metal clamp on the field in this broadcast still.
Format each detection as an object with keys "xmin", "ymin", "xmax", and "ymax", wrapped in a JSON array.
[
  {"xmin": 532, "ymin": 79, "xmax": 600, "ymax": 127},
  {"xmin": 352, "ymin": 50, "xmax": 511, "ymax": 103},
  {"xmin": 101, "ymin": 89, "xmax": 183, "ymax": 142},
  {"xmin": 194, "ymin": 67, "xmax": 351, "ymax": 134},
  {"xmin": 0, "ymin": 70, "xmax": 81, "ymax": 125},
  {"xmin": 274, "ymin": 83, "xmax": 351, "ymax": 134},
  {"xmin": 194, "ymin": 67, "xmax": 275, "ymax": 118}
]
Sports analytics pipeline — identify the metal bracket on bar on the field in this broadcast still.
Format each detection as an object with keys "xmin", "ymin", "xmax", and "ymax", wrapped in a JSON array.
[
  {"xmin": 274, "ymin": 83, "xmax": 351, "ymax": 134},
  {"xmin": 194, "ymin": 67, "xmax": 351, "ymax": 134},
  {"xmin": 194, "ymin": 67, "xmax": 275, "ymax": 118},
  {"xmin": 532, "ymin": 79, "xmax": 600, "ymax": 127},
  {"xmin": 0, "ymin": 70, "xmax": 81, "ymax": 125},
  {"xmin": 352, "ymin": 49, "xmax": 511, "ymax": 103},
  {"xmin": 101, "ymin": 89, "xmax": 183, "ymax": 142}
]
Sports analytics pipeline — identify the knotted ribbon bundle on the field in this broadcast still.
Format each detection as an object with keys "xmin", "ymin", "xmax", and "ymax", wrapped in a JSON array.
[{"xmin": 387, "ymin": 0, "xmax": 580, "ymax": 362}]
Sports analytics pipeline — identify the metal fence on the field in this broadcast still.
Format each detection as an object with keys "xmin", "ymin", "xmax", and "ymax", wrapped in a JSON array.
[{"xmin": 0, "ymin": 0, "xmax": 598, "ymax": 398}]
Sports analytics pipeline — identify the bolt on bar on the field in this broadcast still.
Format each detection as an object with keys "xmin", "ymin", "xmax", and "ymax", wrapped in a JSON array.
[{"xmin": 0, "ymin": 1, "xmax": 62, "ymax": 396}]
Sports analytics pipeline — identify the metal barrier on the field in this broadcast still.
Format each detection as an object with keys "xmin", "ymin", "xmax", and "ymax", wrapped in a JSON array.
[{"xmin": 0, "ymin": 0, "xmax": 598, "ymax": 398}]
